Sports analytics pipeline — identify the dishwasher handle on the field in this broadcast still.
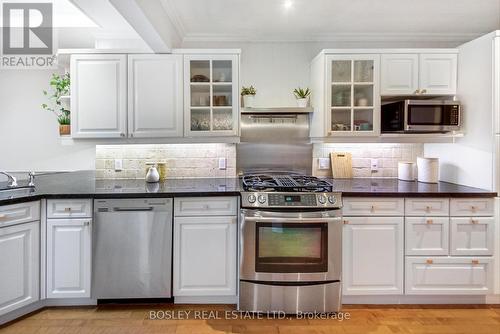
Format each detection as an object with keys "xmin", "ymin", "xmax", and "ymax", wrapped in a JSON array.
[{"xmin": 113, "ymin": 207, "xmax": 154, "ymax": 212}]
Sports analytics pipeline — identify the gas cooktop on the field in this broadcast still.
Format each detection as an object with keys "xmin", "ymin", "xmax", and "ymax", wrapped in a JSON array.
[{"xmin": 242, "ymin": 174, "xmax": 333, "ymax": 193}]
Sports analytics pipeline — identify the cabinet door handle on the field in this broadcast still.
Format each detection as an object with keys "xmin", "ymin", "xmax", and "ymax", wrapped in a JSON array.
[
  {"xmin": 425, "ymin": 206, "xmax": 431, "ymax": 213},
  {"xmin": 470, "ymin": 205, "xmax": 476, "ymax": 212},
  {"xmin": 64, "ymin": 207, "xmax": 72, "ymax": 212},
  {"xmin": 426, "ymin": 219, "xmax": 433, "ymax": 224},
  {"xmin": 471, "ymin": 259, "xmax": 479, "ymax": 265},
  {"xmin": 120, "ymin": 133, "xmax": 125, "ymax": 137},
  {"xmin": 471, "ymin": 219, "xmax": 479, "ymax": 224},
  {"xmin": 343, "ymin": 220, "xmax": 350, "ymax": 224},
  {"xmin": 370, "ymin": 205, "xmax": 375, "ymax": 212},
  {"xmin": 84, "ymin": 221, "xmax": 90, "ymax": 226},
  {"xmin": 426, "ymin": 259, "xmax": 433, "ymax": 264}
]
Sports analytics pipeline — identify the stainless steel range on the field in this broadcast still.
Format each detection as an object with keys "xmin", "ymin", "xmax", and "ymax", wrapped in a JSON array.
[{"xmin": 239, "ymin": 174, "xmax": 343, "ymax": 313}]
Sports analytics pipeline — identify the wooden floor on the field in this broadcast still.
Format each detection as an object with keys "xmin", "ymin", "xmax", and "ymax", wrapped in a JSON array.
[{"xmin": 1, "ymin": 304, "xmax": 499, "ymax": 334}]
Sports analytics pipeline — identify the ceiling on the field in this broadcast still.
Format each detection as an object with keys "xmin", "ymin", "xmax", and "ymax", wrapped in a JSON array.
[{"xmin": 160, "ymin": 0, "xmax": 500, "ymax": 42}]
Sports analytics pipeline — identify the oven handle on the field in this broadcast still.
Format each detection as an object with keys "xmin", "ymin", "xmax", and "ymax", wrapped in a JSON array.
[{"xmin": 243, "ymin": 216, "xmax": 342, "ymax": 224}]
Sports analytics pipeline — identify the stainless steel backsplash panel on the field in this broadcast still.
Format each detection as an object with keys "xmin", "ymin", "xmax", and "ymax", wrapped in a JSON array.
[{"xmin": 237, "ymin": 113, "xmax": 312, "ymax": 175}]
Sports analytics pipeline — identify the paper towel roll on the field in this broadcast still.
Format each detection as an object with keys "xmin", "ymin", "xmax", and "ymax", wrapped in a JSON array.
[{"xmin": 417, "ymin": 157, "xmax": 439, "ymax": 183}]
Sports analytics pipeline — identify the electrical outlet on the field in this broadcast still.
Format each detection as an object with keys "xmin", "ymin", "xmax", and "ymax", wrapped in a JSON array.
[
  {"xmin": 114, "ymin": 159, "xmax": 123, "ymax": 171},
  {"xmin": 370, "ymin": 159, "xmax": 378, "ymax": 173},
  {"xmin": 218, "ymin": 157, "xmax": 227, "ymax": 170},
  {"xmin": 318, "ymin": 158, "xmax": 330, "ymax": 170}
]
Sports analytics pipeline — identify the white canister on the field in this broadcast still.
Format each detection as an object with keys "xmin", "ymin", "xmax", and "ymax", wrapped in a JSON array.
[
  {"xmin": 417, "ymin": 157, "xmax": 439, "ymax": 183},
  {"xmin": 398, "ymin": 161, "xmax": 415, "ymax": 181},
  {"xmin": 145, "ymin": 166, "xmax": 160, "ymax": 183}
]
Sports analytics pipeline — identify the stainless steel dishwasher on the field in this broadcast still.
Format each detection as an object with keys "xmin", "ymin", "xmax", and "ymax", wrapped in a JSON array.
[{"xmin": 93, "ymin": 198, "xmax": 173, "ymax": 299}]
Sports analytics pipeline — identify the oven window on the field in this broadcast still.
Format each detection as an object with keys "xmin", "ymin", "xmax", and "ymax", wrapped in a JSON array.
[
  {"xmin": 408, "ymin": 106, "xmax": 442, "ymax": 125},
  {"xmin": 255, "ymin": 222, "xmax": 328, "ymax": 273}
]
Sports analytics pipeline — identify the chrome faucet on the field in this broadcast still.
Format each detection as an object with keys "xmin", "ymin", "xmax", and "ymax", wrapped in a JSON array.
[{"xmin": 0, "ymin": 171, "xmax": 18, "ymax": 187}]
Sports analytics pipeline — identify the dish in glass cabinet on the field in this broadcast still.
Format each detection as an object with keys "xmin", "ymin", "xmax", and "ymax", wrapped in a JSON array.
[{"xmin": 191, "ymin": 74, "xmax": 209, "ymax": 82}]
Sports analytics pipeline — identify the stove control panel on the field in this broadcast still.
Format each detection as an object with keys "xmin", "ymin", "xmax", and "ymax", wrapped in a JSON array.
[{"xmin": 241, "ymin": 192, "xmax": 342, "ymax": 209}]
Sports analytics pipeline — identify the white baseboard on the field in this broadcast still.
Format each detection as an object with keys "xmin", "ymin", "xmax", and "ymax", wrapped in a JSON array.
[
  {"xmin": 343, "ymin": 294, "xmax": 500, "ymax": 305},
  {"xmin": 174, "ymin": 295, "xmax": 237, "ymax": 304}
]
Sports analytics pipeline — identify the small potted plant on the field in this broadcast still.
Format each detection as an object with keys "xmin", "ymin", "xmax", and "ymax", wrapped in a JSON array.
[
  {"xmin": 41, "ymin": 73, "xmax": 71, "ymax": 136},
  {"xmin": 293, "ymin": 87, "xmax": 311, "ymax": 107},
  {"xmin": 241, "ymin": 85, "xmax": 256, "ymax": 108}
]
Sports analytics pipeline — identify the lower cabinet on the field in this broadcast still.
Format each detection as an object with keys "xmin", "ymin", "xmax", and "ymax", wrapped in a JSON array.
[
  {"xmin": 405, "ymin": 257, "xmax": 494, "ymax": 295},
  {"xmin": 342, "ymin": 216, "xmax": 404, "ymax": 295},
  {"xmin": 46, "ymin": 219, "xmax": 92, "ymax": 298},
  {"xmin": 173, "ymin": 216, "xmax": 237, "ymax": 297},
  {"xmin": 0, "ymin": 221, "xmax": 39, "ymax": 316}
]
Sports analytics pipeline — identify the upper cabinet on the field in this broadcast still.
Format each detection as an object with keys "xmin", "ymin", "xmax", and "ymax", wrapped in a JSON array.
[
  {"xmin": 184, "ymin": 54, "xmax": 239, "ymax": 137},
  {"xmin": 311, "ymin": 53, "xmax": 380, "ymax": 137},
  {"xmin": 381, "ymin": 53, "xmax": 457, "ymax": 96},
  {"xmin": 71, "ymin": 54, "xmax": 127, "ymax": 138},
  {"xmin": 128, "ymin": 55, "xmax": 184, "ymax": 138}
]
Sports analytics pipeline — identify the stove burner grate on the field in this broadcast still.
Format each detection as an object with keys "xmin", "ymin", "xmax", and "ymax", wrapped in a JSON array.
[{"xmin": 242, "ymin": 174, "xmax": 332, "ymax": 193}]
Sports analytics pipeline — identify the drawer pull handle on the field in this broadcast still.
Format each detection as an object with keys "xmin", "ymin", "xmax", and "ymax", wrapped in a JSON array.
[
  {"xmin": 471, "ymin": 219, "xmax": 479, "ymax": 224},
  {"xmin": 84, "ymin": 221, "xmax": 90, "ymax": 226},
  {"xmin": 471, "ymin": 260, "xmax": 479, "ymax": 265},
  {"xmin": 343, "ymin": 220, "xmax": 349, "ymax": 224},
  {"xmin": 426, "ymin": 219, "xmax": 433, "ymax": 224},
  {"xmin": 426, "ymin": 259, "xmax": 433, "ymax": 264},
  {"xmin": 64, "ymin": 207, "xmax": 72, "ymax": 212},
  {"xmin": 370, "ymin": 205, "xmax": 375, "ymax": 212},
  {"xmin": 425, "ymin": 206, "xmax": 431, "ymax": 212},
  {"xmin": 471, "ymin": 206, "xmax": 476, "ymax": 212}
]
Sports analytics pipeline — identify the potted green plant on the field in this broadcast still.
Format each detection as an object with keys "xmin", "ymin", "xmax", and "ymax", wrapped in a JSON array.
[
  {"xmin": 241, "ymin": 85, "xmax": 257, "ymax": 108},
  {"xmin": 293, "ymin": 87, "xmax": 311, "ymax": 107},
  {"xmin": 41, "ymin": 73, "xmax": 71, "ymax": 135}
]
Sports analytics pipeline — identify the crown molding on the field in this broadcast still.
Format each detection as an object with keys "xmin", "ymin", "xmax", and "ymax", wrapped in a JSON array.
[
  {"xmin": 182, "ymin": 32, "xmax": 483, "ymax": 44},
  {"xmin": 159, "ymin": 0, "xmax": 187, "ymax": 40}
]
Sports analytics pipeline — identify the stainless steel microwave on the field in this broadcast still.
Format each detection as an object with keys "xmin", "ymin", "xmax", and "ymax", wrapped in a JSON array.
[{"xmin": 381, "ymin": 100, "xmax": 461, "ymax": 133}]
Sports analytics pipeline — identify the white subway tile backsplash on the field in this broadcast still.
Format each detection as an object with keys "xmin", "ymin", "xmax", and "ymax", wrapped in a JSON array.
[
  {"xmin": 313, "ymin": 143, "xmax": 423, "ymax": 178},
  {"xmin": 95, "ymin": 144, "xmax": 236, "ymax": 179}
]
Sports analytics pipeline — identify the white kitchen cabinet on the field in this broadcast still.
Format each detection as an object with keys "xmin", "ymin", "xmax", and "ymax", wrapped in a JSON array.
[
  {"xmin": 47, "ymin": 219, "xmax": 91, "ymax": 298},
  {"xmin": 342, "ymin": 216, "xmax": 403, "ymax": 295},
  {"xmin": 380, "ymin": 54, "xmax": 419, "ymax": 95},
  {"xmin": 342, "ymin": 197, "xmax": 404, "ymax": 216},
  {"xmin": 0, "ymin": 221, "xmax": 39, "ymax": 316},
  {"xmin": 405, "ymin": 217, "xmax": 449, "ymax": 256},
  {"xmin": 184, "ymin": 54, "xmax": 239, "ymax": 137},
  {"xmin": 419, "ymin": 53, "xmax": 457, "ymax": 95},
  {"xmin": 173, "ymin": 216, "xmax": 237, "ymax": 297},
  {"xmin": 326, "ymin": 54, "xmax": 380, "ymax": 136},
  {"xmin": 405, "ymin": 257, "xmax": 493, "ymax": 295},
  {"xmin": 450, "ymin": 217, "xmax": 494, "ymax": 256},
  {"xmin": 128, "ymin": 55, "xmax": 184, "ymax": 138},
  {"xmin": 71, "ymin": 54, "xmax": 127, "ymax": 138}
]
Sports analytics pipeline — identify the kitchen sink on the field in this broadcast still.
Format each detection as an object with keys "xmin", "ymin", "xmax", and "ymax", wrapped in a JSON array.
[{"xmin": 0, "ymin": 186, "xmax": 35, "ymax": 199}]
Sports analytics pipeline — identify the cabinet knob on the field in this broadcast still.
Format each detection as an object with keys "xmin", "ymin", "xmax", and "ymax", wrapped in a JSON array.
[
  {"xmin": 471, "ymin": 219, "xmax": 478, "ymax": 224},
  {"xmin": 471, "ymin": 259, "xmax": 479, "ymax": 265},
  {"xmin": 64, "ymin": 207, "xmax": 72, "ymax": 212},
  {"xmin": 425, "ymin": 206, "xmax": 431, "ymax": 213},
  {"xmin": 370, "ymin": 205, "xmax": 375, "ymax": 212},
  {"xmin": 343, "ymin": 220, "xmax": 349, "ymax": 224},
  {"xmin": 130, "ymin": 133, "xmax": 134, "ymax": 137},
  {"xmin": 84, "ymin": 221, "xmax": 90, "ymax": 226},
  {"xmin": 426, "ymin": 259, "xmax": 433, "ymax": 264},
  {"xmin": 471, "ymin": 205, "xmax": 476, "ymax": 212},
  {"xmin": 120, "ymin": 133, "xmax": 125, "ymax": 137},
  {"xmin": 426, "ymin": 219, "xmax": 433, "ymax": 224}
]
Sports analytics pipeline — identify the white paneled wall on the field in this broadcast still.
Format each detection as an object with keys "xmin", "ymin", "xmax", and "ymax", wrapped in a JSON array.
[
  {"xmin": 95, "ymin": 144, "xmax": 236, "ymax": 179},
  {"xmin": 313, "ymin": 143, "xmax": 423, "ymax": 178}
]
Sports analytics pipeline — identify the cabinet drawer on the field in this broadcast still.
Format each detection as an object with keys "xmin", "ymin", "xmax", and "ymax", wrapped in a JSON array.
[
  {"xmin": 47, "ymin": 199, "xmax": 92, "ymax": 218},
  {"xmin": 405, "ymin": 217, "xmax": 449, "ymax": 256},
  {"xmin": 405, "ymin": 198, "xmax": 449, "ymax": 216},
  {"xmin": 450, "ymin": 198, "xmax": 494, "ymax": 216},
  {"xmin": 0, "ymin": 201, "xmax": 40, "ymax": 228},
  {"xmin": 174, "ymin": 197, "xmax": 238, "ymax": 216},
  {"xmin": 405, "ymin": 257, "xmax": 493, "ymax": 295},
  {"xmin": 342, "ymin": 198, "xmax": 404, "ymax": 216},
  {"xmin": 450, "ymin": 217, "xmax": 494, "ymax": 256}
]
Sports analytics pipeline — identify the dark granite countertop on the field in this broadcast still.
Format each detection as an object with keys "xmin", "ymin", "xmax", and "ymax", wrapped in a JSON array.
[{"xmin": 0, "ymin": 171, "xmax": 496, "ymax": 206}]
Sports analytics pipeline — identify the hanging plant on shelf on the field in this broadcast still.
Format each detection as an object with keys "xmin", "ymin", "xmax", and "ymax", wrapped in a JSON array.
[
  {"xmin": 41, "ymin": 72, "xmax": 71, "ymax": 136},
  {"xmin": 293, "ymin": 87, "xmax": 311, "ymax": 107},
  {"xmin": 241, "ymin": 85, "xmax": 257, "ymax": 108}
]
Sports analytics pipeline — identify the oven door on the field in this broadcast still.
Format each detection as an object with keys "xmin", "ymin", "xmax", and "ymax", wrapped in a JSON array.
[{"xmin": 240, "ymin": 209, "xmax": 342, "ymax": 282}]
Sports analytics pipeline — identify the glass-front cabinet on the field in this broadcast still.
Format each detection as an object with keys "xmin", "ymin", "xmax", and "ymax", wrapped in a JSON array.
[
  {"xmin": 184, "ymin": 54, "xmax": 239, "ymax": 137},
  {"xmin": 326, "ymin": 55, "xmax": 380, "ymax": 136}
]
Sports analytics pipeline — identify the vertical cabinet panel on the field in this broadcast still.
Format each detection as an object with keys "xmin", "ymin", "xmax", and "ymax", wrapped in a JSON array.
[
  {"xmin": 174, "ymin": 216, "xmax": 237, "ymax": 296},
  {"xmin": 128, "ymin": 55, "xmax": 184, "ymax": 138},
  {"xmin": 184, "ymin": 54, "xmax": 239, "ymax": 137},
  {"xmin": 381, "ymin": 54, "xmax": 419, "ymax": 95},
  {"xmin": 71, "ymin": 54, "xmax": 127, "ymax": 138},
  {"xmin": 47, "ymin": 219, "xmax": 91, "ymax": 298},
  {"xmin": 419, "ymin": 53, "xmax": 457, "ymax": 95},
  {"xmin": 342, "ymin": 216, "xmax": 403, "ymax": 295},
  {"xmin": 0, "ymin": 222, "xmax": 39, "ymax": 316}
]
